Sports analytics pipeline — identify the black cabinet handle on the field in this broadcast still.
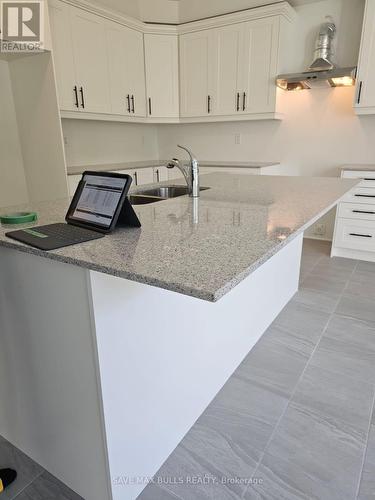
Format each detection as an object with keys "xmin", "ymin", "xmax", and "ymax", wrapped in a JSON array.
[
  {"xmin": 156, "ymin": 169, "xmax": 160, "ymax": 183},
  {"xmin": 126, "ymin": 94, "xmax": 131, "ymax": 113},
  {"xmin": 353, "ymin": 210, "xmax": 375, "ymax": 214},
  {"xmin": 236, "ymin": 92, "xmax": 240, "ymax": 112},
  {"xmin": 148, "ymin": 97, "xmax": 152, "ymax": 116},
  {"xmin": 357, "ymin": 81, "xmax": 363, "ymax": 104},
  {"xmin": 355, "ymin": 194, "xmax": 375, "ymax": 198},
  {"xmin": 131, "ymin": 95, "xmax": 135, "ymax": 114},
  {"xmin": 134, "ymin": 171, "xmax": 138, "ymax": 185},
  {"xmin": 349, "ymin": 233, "xmax": 372, "ymax": 238},
  {"xmin": 79, "ymin": 86, "xmax": 85, "ymax": 109},
  {"xmin": 73, "ymin": 86, "xmax": 79, "ymax": 108},
  {"xmin": 242, "ymin": 92, "xmax": 246, "ymax": 111},
  {"xmin": 363, "ymin": 178, "xmax": 375, "ymax": 181},
  {"xmin": 207, "ymin": 95, "xmax": 211, "ymax": 114}
]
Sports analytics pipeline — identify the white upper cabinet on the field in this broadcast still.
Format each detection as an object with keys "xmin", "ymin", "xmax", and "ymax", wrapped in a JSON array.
[
  {"xmin": 180, "ymin": 16, "xmax": 283, "ymax": 119},
  {"xmin": 213, "ymin": 24, "xmax": 243, "ymax": 116},
  {"xmin": 241, "ymin": 18, "xmax": 278, "ymax": 115},
  {"xmin": 48, "ymin": 0, "xmax": 77, "ymax": 111},
  {"xmin": 355, "ymin": 0, "xmax": 375, "ymax": 114},
  {"xmin": 49, "ymin": 0, "xmax": 295, "ymax": 122},
  {"xmin": 179, "ymin": 29, "xmax": 216, "ymax": 117},
  {"xmin": 144, "ymin": 34, "xmax": 179, "ymax": 118},
  {"xmin": 70, "ymin": 7, "xmax": 111, "ymax": 113},
  {"xmin": 106, "ymin": 23, "xmax": 146, "ymax": 117}
]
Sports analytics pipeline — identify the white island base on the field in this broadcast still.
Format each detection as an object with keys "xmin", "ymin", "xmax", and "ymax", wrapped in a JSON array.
[{"xmin": 0, "ymin": 234, "xmax": 302, "ymax": 500}]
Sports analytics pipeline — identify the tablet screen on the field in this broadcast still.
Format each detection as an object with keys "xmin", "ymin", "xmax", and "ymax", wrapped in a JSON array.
[{"xmin": 69, "ymin": 174, "xmax": 128, "ymax": 228}]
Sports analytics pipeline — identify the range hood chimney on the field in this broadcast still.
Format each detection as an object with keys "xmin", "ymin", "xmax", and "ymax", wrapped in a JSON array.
[{"xmin": 276, "ymin": 17, "xmax": 356, "ymax": 91}]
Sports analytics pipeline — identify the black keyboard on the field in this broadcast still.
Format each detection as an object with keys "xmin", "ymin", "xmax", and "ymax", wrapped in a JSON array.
[{"xmin": 6, "ymin": 223, "xmax": 105, "ymax": 250}]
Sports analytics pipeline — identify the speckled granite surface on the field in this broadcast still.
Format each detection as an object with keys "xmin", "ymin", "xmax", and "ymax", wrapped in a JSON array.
[
  {"xmin": 340, "ymin": 164, "xmax": 375, "ymax": 172},
  {"xmin": 67, "ymin": 160, "xmax": 280, "ymax": 175},
  {"xmin": 0, "ymin": 173, "xmax": 358, "ymax": 302}
]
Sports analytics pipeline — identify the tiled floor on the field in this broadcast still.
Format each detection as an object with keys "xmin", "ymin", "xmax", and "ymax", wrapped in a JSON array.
[{"xmin": 2, "ymin": 239, "xmax": 375, "ymax": 499}]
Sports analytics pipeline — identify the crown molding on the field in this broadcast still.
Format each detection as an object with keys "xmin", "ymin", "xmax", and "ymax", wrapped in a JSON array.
[{"xmin": 55, "ymin": 0, "xmax": 296, "ymax": 35}]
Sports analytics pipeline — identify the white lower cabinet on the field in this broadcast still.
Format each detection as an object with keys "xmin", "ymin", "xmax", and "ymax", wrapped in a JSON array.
[
  {"xmin": 68, "ymin": 174, "xmax": 81, "ymax": 196},
  {"xmin": 115, "ymin": 168, "xmax": 154, "ymax": 186},
  {"xmin": 332, "ymin": 168, "xmax": 375, "ymax": 262},
  {"xmin": 154, "ymin": 166, "xmax": 169, "ymax": 183}
]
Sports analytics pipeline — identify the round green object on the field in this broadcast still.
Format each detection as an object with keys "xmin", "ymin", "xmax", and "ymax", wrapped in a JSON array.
[{"xmin": 0, "ymin": 212, "xmax": 38, "ymax": 225}]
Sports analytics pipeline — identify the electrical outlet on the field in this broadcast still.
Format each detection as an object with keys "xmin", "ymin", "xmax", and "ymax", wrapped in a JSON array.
[
  {"xmin": 314, "ymin": 223, "xmax": 326, "ymax": 236},
  {"xmin": 234, "ymin": 133, "xmax": 241, "ymax": 145}
]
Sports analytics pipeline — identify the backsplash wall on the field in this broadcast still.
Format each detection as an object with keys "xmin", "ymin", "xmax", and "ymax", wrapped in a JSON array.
[{"xmin": 62, "ymin": 119, "xmax": 159, "ymax": 167}]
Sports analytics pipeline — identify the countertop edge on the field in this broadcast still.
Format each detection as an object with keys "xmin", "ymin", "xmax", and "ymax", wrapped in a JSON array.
[{"xmin": 67, "ymin": 160, "xmax": 281, "ymax": 176}]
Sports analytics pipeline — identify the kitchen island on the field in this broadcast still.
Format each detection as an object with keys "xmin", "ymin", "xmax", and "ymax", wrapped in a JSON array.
[{"xmin": 0, "ymin": 173, "xmax": 357, "ymax": 500}]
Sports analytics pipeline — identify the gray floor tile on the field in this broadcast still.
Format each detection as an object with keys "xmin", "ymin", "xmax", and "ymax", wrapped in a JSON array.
[
  {"xmin": 245, "ymin": 403, "xmax": 367, "ymax": 500},
  {"xmin": 272, "ymin": 300, "xmax": 330, "ymax": 342},
  {"xmin": 139, "ymin": 431, "xmax": 247, "ymax": 500},
  {"xmin": 293, "ymin": 287, "xmax": 340, "ymax": 314},
  {"xmin": 140, "ymin": 374, "xmax": 289, "ymax": 500},
  {"xmin": 358, "ymin": 422, "xmax": 375, "ymax": 500},
  {"xmin": 291, "ymin": 364, "xmax": 374, "ymax": 442},
  {"xmin": 13, "ymin": 471, "xmax": 83, "ymax": 500},
  {"xmin": 312, "ymin": 256, "xmax": 357, "ymax": 280},
  {"xmin": 138, "ymin": 483, "xmax": 184, "ymax": 500},
  {"xmin": 311, "ymin": 315, "xmax": 375, "ymax": 383},
  {"xmin": 336, "ymin": 292, "xmax": 375, "ymax": 325},
  {"xmin": 261, "ymin": 323, "xmax": 318, "ymax": 359},
  {"xmin": 0, "ymin": 436, "xmax": 43, "ymax": 500},
  {"xmin": 237, "ymin": 333, "xmax": 310, "ymax": 399}
]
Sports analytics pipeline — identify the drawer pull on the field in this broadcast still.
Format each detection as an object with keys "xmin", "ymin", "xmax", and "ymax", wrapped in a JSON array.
[
  {"xmin": 363, "ymin": 178, "xmax": 375, "ymax": 181},
  {"xmin": 355, "ymin": 194, "xmax": 375, "ymax": 198},
  {"xmin": 349, "ymin": 233, "xmax": 372, "ymax": 238},
  {"xmin": 353, "ymin": 210, "xmax": 375, "ymax": 215}
]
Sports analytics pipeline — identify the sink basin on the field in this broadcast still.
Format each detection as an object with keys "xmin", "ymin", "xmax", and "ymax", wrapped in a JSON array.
[
  {"xmin": 128, "ymin": 195, "xmax": 162, "ymax": 205},
  {"xmin": 136, "ymin": 185, "xmax": 210, "ymax": 199},
  {"xmin": 129, "ymin": 185, "xmax": 210, "ymax": 205}
]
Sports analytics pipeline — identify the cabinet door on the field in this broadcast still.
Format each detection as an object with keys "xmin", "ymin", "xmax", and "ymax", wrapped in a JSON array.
[
  {"xmin": 68, "ymin": 175, "xmax": 82, "ymax": 196},
  {"xmin": 179, "ymin": 30, "xmax": 216, "ymax": 117},
  {"xmin": 213, "ymin": 24, "xmax": 243, "ymax": 116},
  {"xmin": 71, "ymin": 7, "xmax": 111, "ymax": 114},
  {"xmin": 144, "ymin": 34, "xmax": 179, "ymax": 118},
  {"xmin": 155, "ymin": 166, "xmax": 169, "ymax": 182},
  {"xmin": 134, "ymin": 168, "xmax": 154, "ymax": 186},
  {"xmin": 355, "ymin": 0, "xmax": 375, "ymax": 110},
  {"xmin": 48, "ymin": 0, "xmax": 78, "ymax": 111},
  {"xmin": 240, "ymin": 18, "xmax": 278, "ymax": 114},
  {"xmin": 106, "ymin": 23, "xmax": 146, "ymax": 117}
]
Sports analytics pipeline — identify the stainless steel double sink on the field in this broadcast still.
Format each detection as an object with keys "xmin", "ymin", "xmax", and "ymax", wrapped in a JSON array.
[{"xmin": 129, "ymin": 185, "xmax": 209, "ymax": 205}]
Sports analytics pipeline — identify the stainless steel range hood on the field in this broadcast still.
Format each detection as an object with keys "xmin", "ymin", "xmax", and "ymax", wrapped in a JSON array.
[{"xmin": 276, "ymin": 19, "xmax": 356, "ymax": 91}]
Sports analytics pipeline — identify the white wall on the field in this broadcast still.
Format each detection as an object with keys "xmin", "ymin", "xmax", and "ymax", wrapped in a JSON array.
[
  {"xmin": 157, "ymin": 0, "xmax": 371, "ymax": 240},
  {"xmin": 62, "ymin": 119, "xmax": 159, "ymax": 167},
  {"xmin": 0, "ymin": 60, "xmax": 28, "ymax": 208}
]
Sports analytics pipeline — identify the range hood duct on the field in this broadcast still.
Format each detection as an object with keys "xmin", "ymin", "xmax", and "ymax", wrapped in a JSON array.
[{"xmin": 276, "ymin": 19, "xmax": 356, "ymax": 91}]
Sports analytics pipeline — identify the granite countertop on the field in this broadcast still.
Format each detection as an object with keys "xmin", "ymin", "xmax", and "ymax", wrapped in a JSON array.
[
  {"xmin": 341, "ymin": 164, "xmax": 375, "ymax": 172},
  {"xmin": 0, "ymin": 173, "xmax": 357, "ymax": 302},
  {"xmin": 67, "ymin": 160, "xmax": 280, "ymax": 175}
]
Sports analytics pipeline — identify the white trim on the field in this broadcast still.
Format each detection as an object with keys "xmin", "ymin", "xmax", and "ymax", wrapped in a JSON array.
[
  {"xmin": 331, "ymin": 245, "xmax": 375, "ymax": 262},
  {"xmin": 60, "ymin": 109, "xmax": 284, "ymax": 124},
  {"xmin": 54, "ymin": 0, "xmax": 296, "ymax": 34}
]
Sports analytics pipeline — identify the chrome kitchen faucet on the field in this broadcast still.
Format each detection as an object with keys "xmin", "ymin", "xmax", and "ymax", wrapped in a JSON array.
[{"xmin": 167, "ymin": 145, "xmax": 200, "ymax": 197}]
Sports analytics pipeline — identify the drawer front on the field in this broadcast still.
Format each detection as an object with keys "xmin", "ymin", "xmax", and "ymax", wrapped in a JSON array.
[
  {"xmin": 335, "ymin": 218, "xmax": 375, "ymax": 252},
  {"xmin": 341, "ymin": 186, "xmax": 375, "ymax": 204},
  {"xmin": 342, "ymin": 170, "xmax": 375, "ymax": 187},
  {"xmin": 338, "ymin": 202, "xmax": 375, "ymax": 221}
]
